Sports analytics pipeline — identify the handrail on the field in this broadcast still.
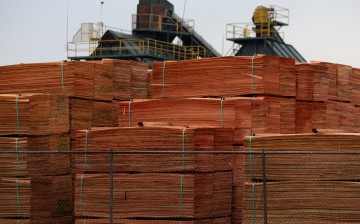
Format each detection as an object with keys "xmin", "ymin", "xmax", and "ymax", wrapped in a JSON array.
[{"xmin": 67, "ymin": 38, "xmax": 208, "ymax": 60}]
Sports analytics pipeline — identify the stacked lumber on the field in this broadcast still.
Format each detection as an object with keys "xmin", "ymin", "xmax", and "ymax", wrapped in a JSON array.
[
  {"xmin": 354, "ymin": 106, "xmax": 360, "ymax": 132},
  {"xmin": 103, "ymin": 59, "xmax": 149, "ymax": 100},
  {"xmin": 242, "ymin": 134, "xmax": 360, "ymax": 181},
  {"xmin": 337, "ymin": 63, "xmax": 352, "ymax": 102},
  {"xmin": 74, "ymin": 172, "xmax": 232, "ymax": 220},
  {"xmin": 264, "ymin": 97, "xmax": 295, "ymax": 134},
  {"xmin": 118, "ymin": 97, "xmax": 269, "ymax": 144},
  {"xmin": 0, "ymin": 178, "xmax": 31, "ymax": 219},
  {"xmin": 69, "ymin": 98, "xmax": 93, "ymax": 139},
  {"xmin": 30, "ymin": 175, "xmax": 73, "ymax": 224},
  {"xmin": 313, "ymin": 63, "xmax": 329, "ymax": 101},
  {"xmin": 74, "ymin": 127, "xmax": 233, "ymax": 173},
  {"xmin": 0, "ymin": 94, "xmax": 69, "ymax": 136},
  {"xmin": 296, "ymin": 63, "xmax": 314, "ymax": 101},
  {"xmin": 279, "ymin": 57, "xmax": 296, "ymax": 97},
  {"xmin": 93, "ymin": 61, "xmax": 113, "ymax": 101},
  {"xmin": 0, "ymin": 135, "xmax": 70, "ymax": 177},
  {"xmin": 239, "ymin": 133, "xmax": 360, "ymax": 223},
  {"xmin": 0, "ymin": 220, "xmax": 29, "ymax": 224},
  {"xmin": 151, "ymin": 55, "xmax": 282, "ymax": 98},
  {"xmin": 311, "ymin": 61, "xmax": 337, "ymax": 100},
  {"xmin": 243, "ymin": 181, "xmax": 360, "ymax": 223},
  {"xmin": 75, "ymin": 218, "xmax": 231, "ymax": 224},
  {"xmin": 0, "ymin": 61, "xmax": 94, "ymax": 99},
  {"xmin": 352, "ymin": 68, "xmax": 360, "ymax": 105},
  {"xmin": 295, "ymin": 101, "xmax": 313, "ymax": 133},
  {"xmin": 312, "ymin": 101, "xmax": 327, "ymax": 130},
  {"xmin": 92, "ymin": 100, "xmax": 118, "ymax": 127}
]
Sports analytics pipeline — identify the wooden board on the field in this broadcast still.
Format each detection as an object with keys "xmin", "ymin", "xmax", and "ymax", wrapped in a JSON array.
[
  {"xmin": 75, "ymin": 127, "xmax": 233, "ymax": 173},
  {"xmin": 74, "ymin": 172, "xmax": 232, "ymax": 219},
  {"xmin": 0, "ymin": 61, "xmax": 94, "ymax": 100},
  {"xmin": 337, "ymin": 63, "xmax": 352, "ymax": 102},
  {"xmin": 93, "ymin": 61, "xmax": 114, "ymax": 101},
  {"xmin": 242, "ymin": 133, "xmax": 360, "ymax": 181},
  {"xmin": 0, "ymin": 94, "xmax": 69, "ymax": 136},
  {"xmin": 151, "ymin": 55, "xmax": 283, "ymax": 98}
]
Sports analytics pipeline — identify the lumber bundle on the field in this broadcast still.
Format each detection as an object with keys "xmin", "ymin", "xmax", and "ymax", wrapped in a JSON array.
[
  {"xmin": 312, "ymin": 101, "xmax": 327, "ymax": 130},
  {"xmin": 93, "ymin": 61, "xmax": 113, "ymax": 101},
  {"xmin": 354, "ymin": 106, "xmax": 360, "ymax": 132},
  {"xmin": 118, "ymin": 97, "xmax": 269, "ymax": 144},
  {"xmin": 295, "ymin": 101, "xmax": 313, "ymax": 133},
  {"xmin": 311, "ymin": 61, "xmax": 337, "ymax": 101},
  {"xmin": 242, "ymin": 181, "xmax": 360, "ymax": 223},
  {"xmin": 75, "ymin": 218, "xmax": 231, "ymax": 224},
  {"xmin": 69, "ymin": 98, "xmax": 93, "ymax": 139},
  {"xmin": 75, "ymin": 127, "xmax": 233, "ymax": 173},
  {"xmin": 151, "ymin": 55, "xmax": 283, "ymax": 98},
  {"xmin": 105, "ymin": 59, "xmax": 149, "ymax": 100},
  {"xmin": 0, "ymin": 61, "xmax": 94, "ymax": 100},
  {"xmin": 337, "ymin": 63, "xmax": 352, "ymax": 102},
  {"xmin": 264, "ymin": 97, "xmax": 295, "ymax": 134},
  {"xmin": 0, "ymin": 178, "xmax": 31, "ymax": 219},
  {"xmin": 296, "ymin": 63, "xmax": 314, "ymax": 101},
  {"xmin": 0, "ymin": 94, "xmax": 69, "ymax": 136},
  {"xmin": 0, "ymin": 135, "xmax": 70, "ymax": 177},
  {"xmin": 326, "ymin": 101, "xmax": 354, "ymax": 132},
  {"xmin": 352, "ymin": 68, "xmax": 360, "ymax": 105},
  {"xmin": 242, "ymin": 133, "xmax": 360, "ymax": 181},
  {"xmin": 279, "ymin": 57, "xmax": 296, "ymax": 97},
  {"xmin": 30, "ymin": 175, "xmax": 73, "ymax": 224},
  {"xmin": 92, "ymin": 100, "xmax": 119, "ymax": 128},
  {"xmin": 118, "ymin": 98, "xmax": 238, "ymax": 128},
  {"xmin": 74, "ymin": 172, "xmax": 232, "ymax": 220}
]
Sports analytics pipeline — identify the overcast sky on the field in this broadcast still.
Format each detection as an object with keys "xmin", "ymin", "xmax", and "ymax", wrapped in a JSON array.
[{"xmin": 1, "ymin": 0, "xmax": 360, "ymax": 67}]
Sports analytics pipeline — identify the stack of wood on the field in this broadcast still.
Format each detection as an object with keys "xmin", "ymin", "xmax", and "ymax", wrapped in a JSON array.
[
  {"xmin": 118, "ymin": 97, "xmax": 270, "ymax": 144},
  {"xmin": 337, "ymin": 64, "xmax": 352, "ymax": 102},
  {"xmin": 0, "ymin": 135, "xmax": 70, "ymax": 177},
  {"xmin": 0, "ymin": 61, "xmax": 94, "ymax": 99},
  {"xmin": 151, "ymin": 55, "xmax": 285, "ymax": 98},
  {"xmin": 74, "ymin": 126, "xmax": 233, "ymax": 222},
  {"xmin": 0, "ymin": 94, "xmax": 69, "ymax": 136},
  {"xmin": 238, "ymin": 133, "xmax": 360, "ymax": 223},
  {"xmin": 279, "ymin": 57, "xmax": 296, "ymax": 97},
  {"xmin": 102, "ymin": 59, "xmax": 149, "ymax": 100},
  {"xmin": 74, "ymin": 127, "xmax": 233, "ymax": 173},
  {"xmin": 75, "ymin": 173, "xmax": 232, "ymax": 220}
]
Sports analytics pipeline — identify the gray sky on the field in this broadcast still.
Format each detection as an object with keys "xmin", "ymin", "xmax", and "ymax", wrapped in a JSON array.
[{"xmin": 1, "ymin": 0, "xmax": 360, "ymax": 67}]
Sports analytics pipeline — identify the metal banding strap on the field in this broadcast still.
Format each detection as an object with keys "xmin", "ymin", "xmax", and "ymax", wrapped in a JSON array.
[
  {"xmin": 128, "ymin": 100, "xmax": 132, "ymax": 127},
  {"xmin": 16, "ymin": 94, "xmax": 21, "ymax": 135},
  {"xmin": 182, "ymin": 126, "xmax": 188, "ymax": 171},
  {"xmin": 252, "ymin": 54, "xmax": 257, "ymax": 97},
  {"xmin": 249, "ymin": 135, "xmax": 256, "ymax": 224},
  {"xmin": 84, "ymin": 128, "xmax": 91, "ymax": 172},
  {"xmin": 162, "ymin": 61, "xmax": 166, "ymax": 98},
  {"xmin": 79, "ymin": 174, "xmax": 86, "ymax": 224},
  {"xmin": 220, "ymin": 97, "xmax": 225, "ymax": 128},
  {"xmin": 15, "ymin": 138, "xmax": 22, "ymax": 220},
  {"xmin": 61, "ymin": 61, "xmax": 65, "ymax": 91},
  {"xmin": 180, "ymin": 126, "xmax": 188, "ymax": 222}
]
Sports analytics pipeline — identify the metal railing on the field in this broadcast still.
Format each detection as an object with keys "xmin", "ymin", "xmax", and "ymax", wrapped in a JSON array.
[
  {"xmin": 132, "ymin": 14, "xmax": 195, "ymax": 33},
  {"xmin": 67, "ymin": 38, "xmax": 208, "ymax": 60},
  {"xmin": 226, "ymin": 23, "xmax": 285, "ymax": 40}
]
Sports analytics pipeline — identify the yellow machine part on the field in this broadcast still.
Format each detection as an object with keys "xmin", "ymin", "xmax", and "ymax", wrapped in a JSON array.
[{"xmin": 253, "ymin": 6, "xmax": 269, "ymax": 24}]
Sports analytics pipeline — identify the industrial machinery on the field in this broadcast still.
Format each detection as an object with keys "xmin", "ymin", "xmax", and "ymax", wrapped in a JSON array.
[
  {"xmin": 67, "ymin": 0, "xmax": 220, "ymax": 66},
  {"xmin": 226, "ymin": 5, "xmax": 306, "ymax": 62}
]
